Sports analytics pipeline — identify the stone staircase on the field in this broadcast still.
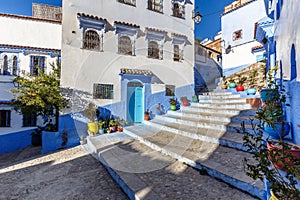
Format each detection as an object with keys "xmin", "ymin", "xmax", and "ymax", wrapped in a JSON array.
[{"xmin": 87, "ymin": 90, "xmax": 265, "ymax": 200}]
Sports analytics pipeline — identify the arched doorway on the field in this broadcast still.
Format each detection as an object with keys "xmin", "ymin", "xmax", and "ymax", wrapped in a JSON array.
[{"xmin": 127, "ymin": 81, "xmax": 144, "ymax": 123}]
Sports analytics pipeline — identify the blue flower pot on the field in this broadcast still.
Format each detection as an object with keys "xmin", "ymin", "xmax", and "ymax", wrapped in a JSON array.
[
  {"xmin": 263, "ymin": 122, "xmax": 290, "ymax": 139},
  {"xmin": 247, "ymin": 88, "xmax": 256, "ymax": 95},
  {"xmin": 228, "ymin": 83, "xmax": 236, "ymax": 88},
  {"xmin": 260, "ymin": 88, "xmax": 278, "ymax": 102}
]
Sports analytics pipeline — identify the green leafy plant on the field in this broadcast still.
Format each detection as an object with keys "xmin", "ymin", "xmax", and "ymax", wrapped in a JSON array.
[
  {"xmin": 169, "ymin": 98, "xmax": 177, "ymax": 106},
  {"xmin": 83, "ymin": 103, "xmax": 99, "ymax": 122},
  {"xmin": 11, "ymin": 61, "xmax": 69, "ymax": 132}
]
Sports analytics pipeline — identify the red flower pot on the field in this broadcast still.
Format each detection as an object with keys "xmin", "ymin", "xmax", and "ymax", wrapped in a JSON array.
[
  {"xmin": 182, "ymin": 101, "xmax": 188, "ymax": 106},
  {"xmin": 236, "ymin": 85, "xmax": 244, "ymax": 92},
  {"xmin": 144, "ymin": 115, "xmax": 150, "ymax": 121}
]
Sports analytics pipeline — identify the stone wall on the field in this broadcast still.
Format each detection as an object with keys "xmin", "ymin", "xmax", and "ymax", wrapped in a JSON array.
[{"xmin": 32, "ymin": 3, "xmax": 62, "ymax": 21}]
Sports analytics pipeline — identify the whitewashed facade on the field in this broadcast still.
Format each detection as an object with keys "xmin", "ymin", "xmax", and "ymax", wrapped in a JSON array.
[
  {"xmin": 221, "ymin": 0, "xmax": 267, "ymax": 76},
  {"xmin": 0, "ymin": 13, "xmax": 61, "ymax": 132},
  {"xmin": 61, "ymin": 0, "xmax": 195, "ymax": 122}
]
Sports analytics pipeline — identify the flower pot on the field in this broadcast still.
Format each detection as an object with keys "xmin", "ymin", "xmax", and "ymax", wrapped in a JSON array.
[
  {"xmin": 182, "ymin": 101, "xmax": 188, "ymax": 106},
  {"xmin": 228, "ymin": 82, "xmax": 236, "ymax": 88},
  {"xmin": 87, "ymin": 122, "xmax": 99, "ymax": 135},
  {"xmin": 267, "ymin": 140, "xmax": 300, "ymax": 170},
  {"xmin": 109, "ymin": 126, "xmax": 116, "ymax": 132},
  {"xmin": 221, "ymin": 84, "xmax": 228, "ymax": 89},
  {"xmin": 144, "ymin": 115, "xmax": 150, "ymax": 121},
  {"xmin": 263, "ymin": 122, "xmax": 290, "ymax": 139},
  {"xmin": 99, "ymin": 129, "xmax": 104, "ymax": 134},
  {"xmin": 191, "ymin": 97, "xmax": 198, "ymax": 103},
  {"xmin": 247, "ymin": 88, "xmax": 256, "ymax": 95},
  {"xmin": 260, "ymin": 88, "xmax": 278, "ymax": 102},
  {"xmin": 236, "ymin": 85, "xmax": 244, "ymax": 92},
  {"xmin": 170, "ymin": 105, "xmax": 176, "ymax": 111}
]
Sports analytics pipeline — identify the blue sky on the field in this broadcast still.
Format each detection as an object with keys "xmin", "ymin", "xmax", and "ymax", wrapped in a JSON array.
[{"xmin": 0, "ymin": 0, "xmax": 233, "ymax": 40}]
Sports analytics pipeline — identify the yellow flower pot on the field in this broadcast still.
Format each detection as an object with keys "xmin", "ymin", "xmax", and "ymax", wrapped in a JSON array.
[{"xmin": 87, "ymin": 122, "xmax": 99, "ymax": 135}]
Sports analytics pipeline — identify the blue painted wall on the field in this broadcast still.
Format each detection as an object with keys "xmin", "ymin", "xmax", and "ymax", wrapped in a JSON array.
[{"xmin": 0, "ymin": 129, "xmax": 34, "ymax": 154}]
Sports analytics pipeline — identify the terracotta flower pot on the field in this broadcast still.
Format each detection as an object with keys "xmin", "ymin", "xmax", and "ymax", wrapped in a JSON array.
[
  {"xmin": 267, "ymin": 140, "xmax": 300, "ymax": 170},
  {"xmin": 182, "ymin": 101, "xmax": 188, "ymax": 106},
  {"xmin": 144, "ymin": 115, "xmax": 150, "ymax": 121}
]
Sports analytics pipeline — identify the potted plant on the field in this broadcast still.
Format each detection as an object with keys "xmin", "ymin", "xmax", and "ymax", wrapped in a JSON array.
[
  {"xmin": 243, "ymin": 122, "xmax": 300, "ymax": 199},
  {"xmin": 191, "ymin": 95, "xmax": 198, "ymax": 103},
  {"xmin": 243, "ymin": 81, "xmax": 300, "ymax": 199},
  {"xmin": 180, "ymin": 96, "xmax": 188, "ymax": 106},
  {"xmin": 83, "ymin": 103, "xmax": 100, "ymax": 136},
  {"xmin": 144, "ymin": 109, "xmax": 150, "ymax": 121},
  {"xmin": 260, "ymin": 65, "xmax": 279, "ymax": 102},
  {"xmin": 109, "ymin": 119, "xmax": 117, "ymax": 132},
  {"xmin": 156, "ymin": 103, "xmax": 162, "ymax": 115},
  {"xmin": 221, "ymin": 78, "xmax": 228, "ymax": 89},
  {"xmin": 98, "ymin": 120, "xmax": 105, "ymax": 134},
  {"xmin": 236, "ymin": 76, "xmax": 246, "ymax": 92},
  {"xmin": 169, "ymin": 98, "xmax": 177, "ymax": 111},
  {"xmin": 228, "ymin": 78, "xmax": 236, "ymax": 88},
  {"xmin": 247, "ymin": 70, "xmax": 257, "ymax": 95}
]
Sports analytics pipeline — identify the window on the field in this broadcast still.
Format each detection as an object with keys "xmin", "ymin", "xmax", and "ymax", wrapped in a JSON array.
[
  {"xmin": 93, "ymin": 84, "xmax": 114, "ymax": 99},
  {"xmin": 174, "ymin": 45, "xmax": 180, "ymax": 61},
  {"xmin": 117, "ymin": 0, "xmax": 136, "ymax": 6},
  {"xmin": 2, "ymin": 55, "xmax": 8, "ymax": 75},
  {"xmin": 23, "ymin": 112, "xmax": 37, "ymax": 127},
  {"xmin": 148, "ymin": 0, "xmax": 163, "ymax": 13},
  {"xmin": 0, "ymin": 110, "xmax": 11, "ymax": 127},
  {"xmin": 12, "ymin": 56, "xmax": 18, "ymax": 76},
  {"xmin": 83, "ymin": 30, "xmax": 100, "ymax": 51},
  {"xmin": 233, "ymin": 29, "xmax": 242, "ymax": 41},
  {"xmin": 118, "ymin": 36, "xmax": 133, "ymax": 55},
  {"xmin": 148, "ymin": 41, "xmax": 160, "ymax": 59},
  {"xmin": 172, "ymin": 2, "xmax": 185, "ymax": 18},
  {"xmin": 30, "ymin": 56, "xmax": 45, "ymax": 76},
  {"xmin": 165, "ymin": 85, "xmax": 175, "ymax": 96}
]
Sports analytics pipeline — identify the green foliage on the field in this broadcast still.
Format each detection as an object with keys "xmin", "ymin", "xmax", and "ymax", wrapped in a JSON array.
[
  {"xmin": 169, "ymin": 98, "xmax": 177, "ymax": 106},
  {"xmin": 243, "ymin": 122, "xmax": 300, "ymax": 199},
  {"xmin": 237, "ymin": 76, "xmax": 246, "ymax": 86},
  {"xmin": 11, "ymin": 62, "xmax": 69, "ymax": 131},
  {"xmin": 243, "ymin": 67, "xmax": 299, "ymax": 199},
  {"xmin": 83, "ymin": 103, "xmax": 99, "ymax": 122}
]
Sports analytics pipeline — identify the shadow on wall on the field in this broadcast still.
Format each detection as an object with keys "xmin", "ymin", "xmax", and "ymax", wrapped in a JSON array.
[{"xmin": 194, "ymin": 59, "xmax": 222, "ymax": 95}]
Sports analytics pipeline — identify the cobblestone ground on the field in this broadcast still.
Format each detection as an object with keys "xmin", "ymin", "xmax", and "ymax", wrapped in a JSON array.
[{"xmin": 0, "ymin": 146, "xmax": 128, "ymax": 200}]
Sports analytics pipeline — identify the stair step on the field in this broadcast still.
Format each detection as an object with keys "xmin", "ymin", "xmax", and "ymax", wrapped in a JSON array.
[
  {"xmin": 123, "ymin": 125, "xmax": 265, "ymax": 199},
  {"xmin": 87, "ymin": 135, "xmax": 258, "ymax": 200},
  {"xmin": 167, "ymin": 110, "xmax": 258, "ymax": 124},
  {"xmin": 144, "ymin": 119, "xmax": 248, "ymax": 151},
  {"xmin": 190, "ymin": 102, "xmax": 252, "ymax": 109},
  {"xmin": 198, "ymin": 94, "xmax": 242, "ymax": 100},
  {"xmin": 198, "ymin": 98, "xmax": 247, "ymax": 104},
  {"xmin": 202, "ymin": 92, "xmax": 233, "ymax": 96},
  {"xmin": 180, "ymin": 106, "xmax": 257, "ymax": 116}
]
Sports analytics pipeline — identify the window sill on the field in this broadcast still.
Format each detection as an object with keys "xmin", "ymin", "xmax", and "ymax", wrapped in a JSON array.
[
  {"xmin": 118, "ymin": 2, "xmax": 136, "ymax": 7},
  {"xmin": 81, "ymin": 48, "xmax": 103, "ymax": 52},
  {"xmin": 147, "ymin": 8, "xmax": 163, "ymax": 14},
  {"xmin": 171, "ymin": 15, "xmax": 185, "ymax": 20}
]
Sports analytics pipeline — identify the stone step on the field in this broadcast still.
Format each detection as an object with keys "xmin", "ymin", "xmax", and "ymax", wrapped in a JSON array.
[
  {"xmin": 198, "ymin": 94, "xmax": 242, "ymax": 100},
  {"xmin": 180, "ymin": 105, "xmax": 257, "ymax": 116},
  {"xmin": 123, "ymin": 125, "xmax": 265, "ymax": 199},
  {"xmin": 202, "ymin": 91, "xmax": 233, "ymax": 96},
  {"xmin": 144, "ymin": 119, "xmax": 248, "ymax": 151},
  {"xmin": 190, "ymin": 102, "xmax": 252, "ymax": 109},
  {"xmin": 154, "ymin": 115, "xmax": 256, "ymax": 134},
  {"xmin": 198, "ymin": 98, "xmax": 247, "ymax": 104},
  {"xmin": 87, "ymin": 134, "xmax": 259, "ymax": 200},
  {"xmin": 167, "ymin": 110, "xmax": 258, "ymax": 124}
]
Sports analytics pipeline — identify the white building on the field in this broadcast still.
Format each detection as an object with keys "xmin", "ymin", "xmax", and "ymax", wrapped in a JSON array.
[
  {"xmin": 221, "ymin": 0, "xmax": 267, "ymax": 76},
  {"xmin": 61, "ymin": 0, "xmax": 195, "ymax": 123},
  {"xmin": 0, "ymin": 12, "xmax": 61, "ymax": 132}
]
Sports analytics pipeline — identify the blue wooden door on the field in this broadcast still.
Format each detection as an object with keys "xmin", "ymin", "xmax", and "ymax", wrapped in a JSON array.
[{"xmin": 134, "ymin": 87, "xmax": 143, "ymax": 122}]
